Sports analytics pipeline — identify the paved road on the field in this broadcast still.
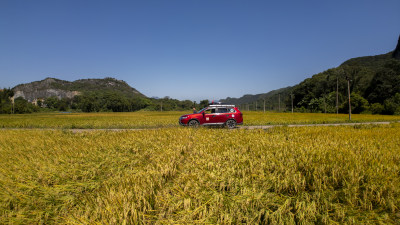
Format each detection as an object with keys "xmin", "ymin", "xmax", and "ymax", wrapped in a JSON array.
[{"xmin": 1, "ymin": 121, "xmax": 398, "ymax": 133}]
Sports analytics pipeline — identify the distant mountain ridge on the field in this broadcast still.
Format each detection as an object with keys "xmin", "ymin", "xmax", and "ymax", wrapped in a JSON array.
[
  {"xmin": 220, "ymin": 86, "xmax": 292, "ymax": 107},
  {"xmin": 13, "ymin": 77, "xmax": 145, "ymax": 101}
]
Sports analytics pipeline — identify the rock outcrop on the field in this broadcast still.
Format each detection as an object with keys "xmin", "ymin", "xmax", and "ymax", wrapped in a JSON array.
[
  {"xmin": 13, "ymin": 89, "xmax": 80, "ymax": 102},
  {"xmin": 12, "ymin": 77, "xmax": 144, "ymax": 102}
]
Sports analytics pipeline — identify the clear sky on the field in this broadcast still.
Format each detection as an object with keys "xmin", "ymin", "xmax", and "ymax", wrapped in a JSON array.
[{"xmin": 1, "ymin": 0, "xmax": 399, "ymax": 102}]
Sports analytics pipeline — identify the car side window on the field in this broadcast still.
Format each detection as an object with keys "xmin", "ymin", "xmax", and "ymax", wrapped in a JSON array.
[
  {"xmin": 204, "ymin": 107, "xmax": 233, "ymax": 114},
  {"xmin": 218, "ymin": 108, "xmax": 228, "ymax": 113},
  {"xmin": 205, "ymin": 109, "xmax": 213, "ymax": 114}
]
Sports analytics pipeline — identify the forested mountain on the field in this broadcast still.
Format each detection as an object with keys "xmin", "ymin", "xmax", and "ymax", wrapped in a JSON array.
[
  {"xmin": 1, "ymin": 77, "xmax": 197, "ymax": 113},
  {"xmin": 221, "ymin": 35, "xmax": 400, "ymax": 114},
  {"xmin": 0, "ymin": 77, "xmax": 150, "ymax": 113}
]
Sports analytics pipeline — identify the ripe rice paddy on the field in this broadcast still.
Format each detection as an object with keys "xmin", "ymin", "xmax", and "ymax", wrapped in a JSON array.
[
  {"xmin": 0, "ymin": 111, "xmax": 399, "ymax": 129},
  {"xmin": 1, "ymin": 120, "xmax": 399, "ymax": 224}
]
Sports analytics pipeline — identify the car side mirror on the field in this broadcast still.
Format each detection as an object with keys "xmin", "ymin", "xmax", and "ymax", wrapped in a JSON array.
[{"xmin": 202, "ymin": 112, "xmax": 205, "ymax": 117}]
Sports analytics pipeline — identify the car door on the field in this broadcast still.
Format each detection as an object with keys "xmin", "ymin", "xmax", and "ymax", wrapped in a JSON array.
[
  {"xmin": 202, "ymin": 108, "xmax": 215, "ymax": 124},
  {"xmin": 213, "ymin": 108, "xmax": 230, "ymax": 124},
  {"xmin": 202, "ymin": 108, "xmax": 222, "ymax": 124}
]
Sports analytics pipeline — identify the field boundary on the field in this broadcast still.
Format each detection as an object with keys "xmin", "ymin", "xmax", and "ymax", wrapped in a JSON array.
[{"xmin": 1, "ymin": 121, "xmax": 399, "ymax": 132}]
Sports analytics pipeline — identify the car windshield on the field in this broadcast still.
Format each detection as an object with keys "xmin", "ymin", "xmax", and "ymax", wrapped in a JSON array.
[{"xmin": 197, "ymin": 107, "xmax": 207, "ymax": 113}]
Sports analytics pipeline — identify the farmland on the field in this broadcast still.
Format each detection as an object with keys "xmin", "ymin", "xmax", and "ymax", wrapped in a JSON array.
[
  {"xmin": 1, "ymin": 119, "xmax": 400, "ymax": 224},
  {"xmin": 1, "ymin": 111, "xmax": 400, "ymax": 129}
]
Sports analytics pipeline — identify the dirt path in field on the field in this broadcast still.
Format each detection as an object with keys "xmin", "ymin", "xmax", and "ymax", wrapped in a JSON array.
[
  {"xmin": 1, "ymin": 121, "xmax": 398, "ymax": 133},
  {"xmin": 241, "ymin": 121, "xmax": 397, "ymax": 130}
]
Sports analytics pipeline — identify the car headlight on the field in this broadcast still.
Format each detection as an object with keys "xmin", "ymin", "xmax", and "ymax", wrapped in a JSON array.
[{"xmin": 181, "ymin": 116, "xmax": 188, "ymax": 119}]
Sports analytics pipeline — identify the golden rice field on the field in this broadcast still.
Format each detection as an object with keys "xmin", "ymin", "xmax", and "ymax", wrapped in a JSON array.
[
  {"xmin": 0, "ymin": 111, "xmax": 400, "ymax": 128},
  {"xmin": 1, "ymin": 124, "xmax": 400, "ymax": 224}
]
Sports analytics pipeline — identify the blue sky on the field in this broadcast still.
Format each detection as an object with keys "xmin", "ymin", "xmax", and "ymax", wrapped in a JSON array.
[{"xmin": 1, "ymin": 0, "xmax": 399, "ymax": 102}]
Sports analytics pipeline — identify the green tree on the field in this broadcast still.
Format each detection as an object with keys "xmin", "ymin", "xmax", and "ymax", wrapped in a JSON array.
[
  {"xmin": 14, "ymin": 97, "xmax": 38, "ymax": 114},
  {"xmin": 350, "ymin": 93, "xmax": 369, "ymax": 114},
  {"xmin": 58, "ymin": 98, "xmax": 70, "ymax": 111},
  {"xmin": 308, "ymin": 98, "xmax": 323, "ymax": 112},
  {"xmin": 383, "ymin": 93, "xmax": 400, "ymax": 115},
  {"xmin": 370, "ymin": 103, "xmax": 384, "ymax": 114},
  {"xmin": 44, "ymin": 96, "xmax": 60, "ymax": 109},
  {"xmin": 199, "ymin": 100, "xmax": 209, "ymax": 109},
  {"xmin": 0, "ymin": 88, "xmax": 14, "ymax": 114},
  {"xmin": 339, "ymin": 93, "xmax": 369, "ymax": 114}
]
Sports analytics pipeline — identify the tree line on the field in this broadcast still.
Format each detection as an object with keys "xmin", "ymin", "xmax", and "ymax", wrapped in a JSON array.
[
  {"xmin": 240, "ymin": 59, "xmax": 400, "ymax": 115},
  {"xmin": 0, "ymin": 89, "xmax": 212, "ymax": 114}
]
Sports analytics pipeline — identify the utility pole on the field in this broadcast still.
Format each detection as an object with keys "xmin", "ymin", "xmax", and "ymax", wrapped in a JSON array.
[
  {"xmin": 336, "ymin": 76, "xmax": 339, "ymax": 114},
  {"xmin": 291, "ymin": 92, "xmax": 293, "ymax": 113},
  {"xmin": 263, "ymin": 99, "xmax": 266, "ymax": 113},
  {"xmin": 255, "ymin": 101, "xmax": 257, "ymax": 111},
  {"xmin": 160, "ymin": 101, "xmax": 163, "ymax": 112},
  {"xmin": 346, "ymin": 75, "xmax": 351, "ymax": 120},
  {"xmin": 11, "ymin": 96, "xmax": 14, "ymax": 114},
  {"xmin": 278, "ymin": 94, "xmax": 281, "ymax": 112}
]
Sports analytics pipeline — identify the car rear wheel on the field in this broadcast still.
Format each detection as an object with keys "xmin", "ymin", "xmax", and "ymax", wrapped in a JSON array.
[
  {"xmin": 188, "ymin": 120, "xmax": 199, "ymax": 127},
  {"xmin": 225, "ymin": 119, "xmax": 236, "ymax": 129}
]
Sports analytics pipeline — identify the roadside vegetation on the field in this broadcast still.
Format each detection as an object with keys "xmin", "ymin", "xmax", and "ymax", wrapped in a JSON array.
[{"xmin": 1, "ymin": 124, "xmax": 399, "ymax": 224}]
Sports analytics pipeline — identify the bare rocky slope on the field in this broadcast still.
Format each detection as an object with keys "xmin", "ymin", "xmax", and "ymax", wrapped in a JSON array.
[{"xmin": 12, "ymin": 77, "xmax": 145, "ymax": 102}]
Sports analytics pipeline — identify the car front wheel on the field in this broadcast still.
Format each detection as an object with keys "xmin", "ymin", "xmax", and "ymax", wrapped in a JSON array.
[
  {"xmin": 188, "ymin": 120, "xmax": 199, "ymax": 127},
  {"xmin": 225, "ymin": 119, "xmax": 236, "ymax": 129}
]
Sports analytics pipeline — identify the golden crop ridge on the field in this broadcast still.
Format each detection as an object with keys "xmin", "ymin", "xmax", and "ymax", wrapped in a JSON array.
[
  {"xmin": 0, "ymin": 124, "xmax": 399, "ymax": 224},
  {"xmin": 1, "ymin": 111, "xmax": 400, "ymax": 129}
]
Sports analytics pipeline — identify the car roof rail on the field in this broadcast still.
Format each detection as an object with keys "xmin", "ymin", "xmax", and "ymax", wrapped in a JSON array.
[
  {"xmin": 208, "ymin": 102, "xmax": 225, "ymax": 105},
  {"xmin": 208, "ymin": 104, "xmax": 235, "ymax": 108}
]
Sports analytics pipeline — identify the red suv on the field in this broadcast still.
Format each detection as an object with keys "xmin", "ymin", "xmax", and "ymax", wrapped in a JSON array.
[{"xmin": 179, "ymin": 104, "xmax": 243, "ymax": 129}]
